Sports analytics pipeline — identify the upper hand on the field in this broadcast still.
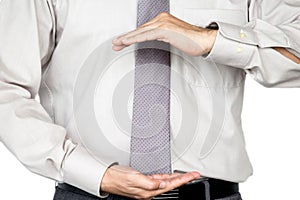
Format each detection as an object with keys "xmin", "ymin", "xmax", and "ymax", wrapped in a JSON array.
[
  {"xmin": 112, "ymin": 12, "xmax": 217, "ymax": 56},
  {"xmin": 100, "ymin": 165, "xmax": 200, "ymax": 200}
]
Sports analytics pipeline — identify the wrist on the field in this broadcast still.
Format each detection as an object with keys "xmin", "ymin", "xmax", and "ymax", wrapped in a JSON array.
[
  {"xmin": 203, "ymin": 22, "xmax": 219, "ymax": 54},
  {"xmin": 202, "ymin": 29, "xmax": 218, "ymax": 54},
  {"xmin": 99, "ymin": 162, "xmax": 118, "ymax": 196}
]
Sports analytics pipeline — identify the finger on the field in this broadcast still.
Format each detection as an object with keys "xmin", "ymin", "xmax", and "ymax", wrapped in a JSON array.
[
  {"xmin": 112, "ymin": 44, "xmax": 129, "ymax": 51},
  {"xmin": 146, "ymin": 172, "xmax": 200, "ymax": 197},
  {"xmin": 139, "ymin": 172, "xmax": 200, "ymax": 198},
  {"xmin": 143, "ymin": 172, "xmax": 200, "ymax": 190},
  {"xmin": 130, "ymin": 173, "xmax": 162, "ymax": 191},
  {"xmin": 121, "ymin": 29, "xmax": 166, "ymax": 46},
  {"xmin": 166, "ymin": 171, "xmax": 200, "ymax": 187},
  {"xmin": 112, "ymin": 28, "xmax": 152, "ymax": 50},
  {"xmin": 147, "ymin": 173, "xmax": 182, "ymax": 190},
  {"xmin": 121, "ymin": 25, "xmax": 156, "ymax": 38},
  {"xmin": 149, "ymin": 172, "xmax": 200, "ymax": 180},
  {"xmin": 112, "ymin": 16, "xmax": 165, "ymax": 46},
  {"xmin": 157, "ymin": 172, "xmax": 200, "ymax": 191},
  {"xmin": 148, "ymin": 173, "xmax": 182, "ymax": 180},
  {"xmin": 119, "ymin": 16, "xmax": 161, "ymax": 39},
  {"xmin": 112, "ymin": 13, "xmax": 176, "ymax": 49},
  {"xmin": 112, "ymin": 25, "xmax": 157, "ymax": 46},
  {"xmin": 112, "ymin": 29, "xmax": 165, "ymax": 51}
]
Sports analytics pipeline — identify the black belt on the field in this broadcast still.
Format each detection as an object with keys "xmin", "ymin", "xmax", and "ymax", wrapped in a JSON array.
[{"xmin": 57, "ymin": 177, "xmax": 239, "ymax": 200}]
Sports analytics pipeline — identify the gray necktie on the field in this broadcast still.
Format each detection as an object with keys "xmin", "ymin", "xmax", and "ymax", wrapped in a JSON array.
[{"xmin": 130, "ymin": 0, "xmax": 172, "ymax": 174}]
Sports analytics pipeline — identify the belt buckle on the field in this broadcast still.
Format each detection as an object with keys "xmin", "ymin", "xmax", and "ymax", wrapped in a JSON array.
[
  {"xmin": 185, "ymin": 176, "xmax": 209, "ymax": 185},
  {"xmin": 173, "ymin": 170, "xmax": 209, "ymax": 186},
  {"xmin": 153, "ymin": 171, "xmax": 210, "ymax": 200},
  {"xmin": 176, "ymin": 172, "xmax": 211, "ymax": 200}
]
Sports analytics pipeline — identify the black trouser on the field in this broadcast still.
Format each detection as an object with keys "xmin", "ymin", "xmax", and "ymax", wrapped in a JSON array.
[{"xmin": 53, "ymin": 178, "xmax": 242, "ymax": 200}]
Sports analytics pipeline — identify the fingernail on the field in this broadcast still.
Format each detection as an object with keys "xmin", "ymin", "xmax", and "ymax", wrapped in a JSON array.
[{"xmin": 159, "ymin": 182, "xmax": 166, "ymax": 189}]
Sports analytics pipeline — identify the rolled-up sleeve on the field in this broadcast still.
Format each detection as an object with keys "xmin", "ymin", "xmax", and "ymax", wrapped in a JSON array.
[
  {"xmin": 205, "ymin": 0, "xmax": 300, "ymax": 87},
  {"xmin": 0, "ymin": 0, "xmax": 108, "ymax": 197}
]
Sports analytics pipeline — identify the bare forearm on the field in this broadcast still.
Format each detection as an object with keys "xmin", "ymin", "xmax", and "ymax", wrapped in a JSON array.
[{"xmin": 273, "ymin": 47, "xmax": 300, "ymax": 64}]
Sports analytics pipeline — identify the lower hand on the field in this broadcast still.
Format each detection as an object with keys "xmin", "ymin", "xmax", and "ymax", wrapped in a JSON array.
[
  {"xmin": 112, "ymin": 12, "xmax": 217, "ymax": 56},
  {"xmin": 100, "ymin": 165, "xmax": 200, "ymax": 199}
]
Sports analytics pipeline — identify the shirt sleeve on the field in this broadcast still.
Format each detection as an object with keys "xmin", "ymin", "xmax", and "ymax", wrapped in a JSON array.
[
  {"xmin": 0, "ymin": 0, "xmax": 108, "ymax": 197},
  {"xmin": 205, "ymin": 0, "xmax": 300, "ymax": 87}
]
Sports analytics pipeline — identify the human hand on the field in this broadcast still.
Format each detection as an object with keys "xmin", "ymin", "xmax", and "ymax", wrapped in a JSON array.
[
  {"xmin": 100, "ymin": 165, "xmax": 200, "ymax": 199},
  {"xmin": 112, "ymin": 12, "xmax": 217, "ymax": 56}
]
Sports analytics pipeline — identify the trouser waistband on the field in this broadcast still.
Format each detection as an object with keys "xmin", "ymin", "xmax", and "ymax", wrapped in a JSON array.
[{"xmin": 56, "ymin": 177, "xmax": 239, "ymax": 200}]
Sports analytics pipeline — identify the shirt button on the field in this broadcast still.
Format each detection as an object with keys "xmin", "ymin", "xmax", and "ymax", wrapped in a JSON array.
[
  {"xmin": 240, "ymin": 30, "xmax": 246, "ymax": 38},
  {"xmin": 237, "ymin": 46, "xmax": 243, "ymax": 53}
]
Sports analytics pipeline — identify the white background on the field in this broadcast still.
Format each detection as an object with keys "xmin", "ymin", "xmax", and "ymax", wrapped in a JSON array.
[{"xmin": 0, "ymin": 77, "xmax": 300, "ymax": 199}]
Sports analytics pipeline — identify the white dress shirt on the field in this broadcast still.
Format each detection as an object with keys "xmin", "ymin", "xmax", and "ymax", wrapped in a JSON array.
[{"xmin": 0, "ymin": 0, "xmax": 299, "ymax": 198}]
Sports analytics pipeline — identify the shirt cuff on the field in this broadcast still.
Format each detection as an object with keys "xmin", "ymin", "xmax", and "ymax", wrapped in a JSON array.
[
  {"xmin": 204, "ymin": 22, "xmax": 257, "ymax": 69},
  {"xmin": 61, "ymin": 145, "xmax": 110, "ymax": 198}
]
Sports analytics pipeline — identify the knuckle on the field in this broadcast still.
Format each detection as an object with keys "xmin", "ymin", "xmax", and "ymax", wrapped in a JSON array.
[
  {"xmin": 125, "ymin": 173, "xmax": 132, "ymax": 181},
  {"xmin": 125, "ymin": 175, "xmax": 135, "ymax": 186},
  {"xmin": 157, "ymin": 22, "xmax": 166, "ymax": 29},
  {"xmin": 157, "ymin": 22, "xmax": 172, "ymax": 30},
  {"xmin": 147, "ymin": 182, "xmax": 157, "ymax": 190},
  {"xmin": 158, "ymin": 12, "xmax": 169, "ymax": 18}
]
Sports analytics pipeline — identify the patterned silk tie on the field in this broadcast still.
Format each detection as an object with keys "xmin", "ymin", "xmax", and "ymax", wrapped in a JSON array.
[{"xmin": 130, "ymin": 0, "xmax": 172, "ymax": 174}]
